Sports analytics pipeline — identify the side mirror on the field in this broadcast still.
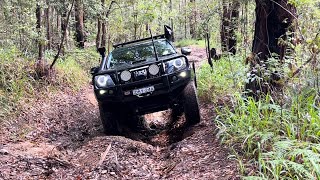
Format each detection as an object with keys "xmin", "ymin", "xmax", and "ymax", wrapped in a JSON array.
[
  {"xmin": 181, "ymin": 47, "xmax": 192, "ymax": 56},
  {"xmin": 90, "ymin": 67, "xmax": 99, "ymax": 75},
  {"xmin": 164, "ymin": 25, "xmax": 174, "ymax": 42}
]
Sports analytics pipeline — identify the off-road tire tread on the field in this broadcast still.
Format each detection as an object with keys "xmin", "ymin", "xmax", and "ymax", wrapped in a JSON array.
[
  {"xmin": 99, "ymin": 104, "xmax": 121, "ymax": 135},
  {"xmin": 182, "ymin": 81, "xmax": 200, "ymax": 125}
]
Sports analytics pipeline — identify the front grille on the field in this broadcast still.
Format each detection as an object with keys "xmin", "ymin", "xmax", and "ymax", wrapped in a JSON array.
[{"xmin": 119, "ymin": 64, "xmax": 162, "ymax": 84}]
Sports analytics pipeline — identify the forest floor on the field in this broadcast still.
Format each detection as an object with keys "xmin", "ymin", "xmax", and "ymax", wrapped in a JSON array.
[{"xmin": 0, "ymin": 46, "xmax": 240, "ymax": 180}]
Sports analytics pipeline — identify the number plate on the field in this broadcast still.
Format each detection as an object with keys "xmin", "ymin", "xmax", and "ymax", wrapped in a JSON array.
[{"xmin": 133, "ymin": 86, "xmax": 155, "ymax": 96}]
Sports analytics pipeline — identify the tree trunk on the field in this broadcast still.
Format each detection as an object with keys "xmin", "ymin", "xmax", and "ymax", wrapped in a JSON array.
[
  {"xmin": 184, "ymin": 0, "xmax": 187, "ymax": 38},
  {"xmin": 74, "ymin": 0, "xmax": 85, "ymax": 48},
  {"xmin": 221, "ymin": 0, "xmax": 229, "ymax": 53},
  {"xmin": 169, "ymin": 0, "xmax": 173, "ymax": 30},
  {"xmin": 45, "ymin": 1, "xmax": 52, "ymax": 50},
  {"xmin": 101, "ymin": 21, "xmax": 107, "ymax": 47},
  {"xmin": 36, "ymin": 4, "xmax": 43, "ymax": 61},
  {"xmin": 35, "ymin": 3, "xmax": 49, "ymax": 78},
  {"xmin": 252, "ymin": 0, "xmax": 296, "ymax": 60},
  {"xmin": 245, "ymin": 0, "xmax": 297, "ymax": 98},
  {"xmin": 220, "ymin": 0, "xmax": 240, "ymax": 55},
  {"xmin": 96, "ymin": 0, "xmax": 115, "ymax": 48},
  {"xmin": 61, "ymin": 11, "xmax": 68, "ymax": 51},
  {"xmin": 57, "ymin": 12, "xmax": 61, "ymax": 36},
  {"xmin": 189, "ymin": 0, "xmax": 196, "ymax": 39},
  {"xmin": 96, "ymin": 19, "xmax": 102, "ymax": 49}
]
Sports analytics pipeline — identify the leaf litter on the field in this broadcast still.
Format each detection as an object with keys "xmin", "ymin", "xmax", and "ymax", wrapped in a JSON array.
[{"xmin": 0, "ymin": 46, "xmax": 239, "ymax": 180}]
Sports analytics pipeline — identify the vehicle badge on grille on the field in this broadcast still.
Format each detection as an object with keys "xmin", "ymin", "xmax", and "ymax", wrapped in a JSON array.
[
  {"xmin": 134, "ymin": 69, "xmax": 147, "ymax": 80},
  {"xmin": 134, "ymin": 69, "xmax": 147, "ymax": 77}
]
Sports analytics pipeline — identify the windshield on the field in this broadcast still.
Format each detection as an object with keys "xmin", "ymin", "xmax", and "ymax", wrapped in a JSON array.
[{"xmin": 107, "ymin": 39, "xmax": 176, "ymax": 68}]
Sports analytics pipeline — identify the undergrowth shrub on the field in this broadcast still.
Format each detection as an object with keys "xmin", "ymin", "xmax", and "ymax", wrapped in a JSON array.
[
  {"xmin": 197, "ymin": 56, "xmax": 246, "ymax": 102},
  {"xmin": 214, "ymin": 91, "xmax": 320, "ymax": 179},
  {"xmin": 0, "ymin": 47, "xmax": 36, "ymax": 119},
  {"xmin": 0, "ymin": 47, "xmax": 98, "ymax": 120},
  {"xmin": 197, "ymin": 54, "xmax": 320, "ymax": 179},
  {"xmin": 175, "ymin": 39, "xmax": 206, "ymax": 48}
]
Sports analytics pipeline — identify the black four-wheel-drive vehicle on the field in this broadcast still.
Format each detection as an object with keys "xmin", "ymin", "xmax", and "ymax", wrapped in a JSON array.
[{"xmin": 91, "ymin": 26, "xmax": 200, "ymax": 135}]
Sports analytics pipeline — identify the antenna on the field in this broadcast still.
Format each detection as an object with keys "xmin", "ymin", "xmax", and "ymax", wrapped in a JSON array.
[{"xmin": 149, "ymin": 28, "xmax": 159, "ymax": 61}]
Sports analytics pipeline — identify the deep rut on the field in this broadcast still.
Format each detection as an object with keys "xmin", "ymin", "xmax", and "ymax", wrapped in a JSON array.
[{"xmin": 0, "ymin": 46, "xmax": 239, "ymax": 179}]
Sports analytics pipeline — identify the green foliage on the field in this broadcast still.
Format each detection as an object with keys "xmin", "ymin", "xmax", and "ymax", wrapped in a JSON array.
[
  {"xmin": 210, "ymin": 84, "xmax": 320, "ymax": 179},
  {"xmin": 174, "ymin": 39, "xmax": 206, "ymax": 48},
  {"xmin": 197, "ymin": 56, "xmax": 247, "ymax": 102},
  {"xmin": 0, "ymin": 47, "xmax": 36, "ymax": 119},
  {"xmin": 0, "ymin": 47, "xmax": 98, "ymax": 120},
  {"xmin": 198, "ymin": 58, "xmax": 320, "ymax": 179}
]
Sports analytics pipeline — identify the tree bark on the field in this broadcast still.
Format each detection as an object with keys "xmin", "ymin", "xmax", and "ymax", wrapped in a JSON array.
[
  {"xmin": 189, "ymin": 0, "xmax": 196, "ymax": 39},
  {"xmin": 184, "ymin": 0, "xmax": 187, "ymax": 38},
  {"xmin": 96, "ymin": 0, "xmax": 115, "ymax": 48},
  {"xmin": 96, "ymin": 19, "xmax": 102, "ymax": 49},
  {"xmin": 36, "ymin": 4, "xmax": 43, "ymax": 61},
  {"xmin": 252, "ymin": 0, "xmax": 296, "ymax": 60},
  {"xmin": 45, "ymin": 1, "xmax": 52, "ymax": 50},
  {"xmin": 220, "ymin": 0, "xmax": 240, "ymax": 55},
  {"xmin": 245, "ymin": 0, "xmax": 297, "ymax": 98},
  {"xmin": 102, "ymin": 21, "xmax": 107, "ymax": 47},
  {"xmin": 61, "ymin": 10, "xmax": 68, "ymax": 51},
  {"xmin": 74, "ymin": 0, "xmax": 85, "ymax": 48}
]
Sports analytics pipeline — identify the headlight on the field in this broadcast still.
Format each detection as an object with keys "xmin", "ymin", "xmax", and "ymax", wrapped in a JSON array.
[
  {"xmin": 164, "ymin": 58, "xmax": 187, "ymax": 74},
  {"xmin": 95, "ymin": 75, "xmax": 115, "ymax": 88},
  {"xmin": 173, "ymin": 58, "xmax": 184, "ymax": 68},
  {"xmin": 120, "ymin": 70, "xmax": 132, "ymax": 82},
  {"xmin": 148, "ymin": 64, "xmax": 160, "ymax": 76}
]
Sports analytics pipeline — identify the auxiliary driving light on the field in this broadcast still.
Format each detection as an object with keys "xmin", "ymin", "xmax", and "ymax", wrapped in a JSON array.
[
  {"xmin": 148, "ymin": 64, "xmax": 160, "ymax": 76},
  {"xmin": 120, "ymin": 70, "xmax": 132, "ymax": 82}
]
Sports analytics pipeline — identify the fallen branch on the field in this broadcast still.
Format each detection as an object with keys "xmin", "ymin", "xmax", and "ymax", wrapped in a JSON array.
[{"xmin": 98, "ymin": 144, "xmax": 112, "ymax": 166}]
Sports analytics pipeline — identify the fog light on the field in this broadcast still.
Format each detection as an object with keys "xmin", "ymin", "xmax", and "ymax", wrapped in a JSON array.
[
  {"xmin": 108, "ymin": 90, "xmax": 114, "ymax": 95},
  {"xmin": 179, "ymin": 71, "xmax": 187, "ymax": 78},
  {"xmin": 99, "ymin": 90, "xmax": 107, "ymax": 95},
  {"xmin": 172, "ymin": 76, "xmax": 178, "ymax": 82}
]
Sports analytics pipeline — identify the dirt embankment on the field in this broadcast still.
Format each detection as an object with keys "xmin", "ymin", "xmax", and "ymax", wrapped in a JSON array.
[{"xmin": 0, "ymin": 46, "xmax": 239, "ymax": 180}]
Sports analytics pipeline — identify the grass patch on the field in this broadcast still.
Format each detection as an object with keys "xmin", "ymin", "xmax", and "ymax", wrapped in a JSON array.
[
  {"xmin": 197, "ymin": 55, "xmax": 320, "ymax": 179},
  {"xmin": 175, "ymin": 39, "xmax": 206, "ymax": 48},
  {"xmin": 197, "ymin": 55, "xmax": 247, "ymax": 102},
  {"xmin": 0, "ymin": 47, "xmax": 99, "ymax": 120}
]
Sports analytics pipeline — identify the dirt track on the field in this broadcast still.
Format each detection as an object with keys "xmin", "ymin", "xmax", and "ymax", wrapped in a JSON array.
[{"xmin": 0, "ymin": 46, "xmax": 239, "ymax": 179}]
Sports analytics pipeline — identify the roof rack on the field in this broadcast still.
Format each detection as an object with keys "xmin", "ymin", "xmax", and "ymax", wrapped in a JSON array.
[{"xmin": 113, "ymin": 34, "xmax": 165, "ymax": 49}]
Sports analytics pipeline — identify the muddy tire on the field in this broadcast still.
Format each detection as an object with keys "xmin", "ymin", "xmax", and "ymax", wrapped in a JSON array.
[
  {"xmin": 182, "ymin": 81, "xmax": 200, "ymax": 125},
  {"xmin": 99, "ymin": 104, "xmax": 121, "ymax": 135},
  {"xmin": 128, "ymin": 115, "xmax": 145, "ymax": 130},
  {"xmin": 171, "ymin": 105, "xmax": 183, "ymax": 121}
]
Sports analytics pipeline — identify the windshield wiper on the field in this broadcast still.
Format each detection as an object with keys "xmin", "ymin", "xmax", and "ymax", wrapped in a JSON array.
[
  {"xmin": 131, "ymin": 59, "xmax": 147, "ymax": 64},
  {"xmin": 161, "ymin": 52, "xmax": 176, "ymax": 57}
]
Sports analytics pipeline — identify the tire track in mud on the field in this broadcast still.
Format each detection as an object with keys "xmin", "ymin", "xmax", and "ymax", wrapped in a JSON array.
[{"xmin": 0, "ymin": 46, "xmax": 240, "ymax": 179}]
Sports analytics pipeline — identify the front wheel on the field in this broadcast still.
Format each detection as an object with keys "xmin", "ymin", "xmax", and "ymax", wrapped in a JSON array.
[
  {"xmin": 182, "ymin": 81, "xmax": 200, "ymax": 125},
  {"xmin": 99, "ymin": 104, "xmax": 122, "ymax": 135}
]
